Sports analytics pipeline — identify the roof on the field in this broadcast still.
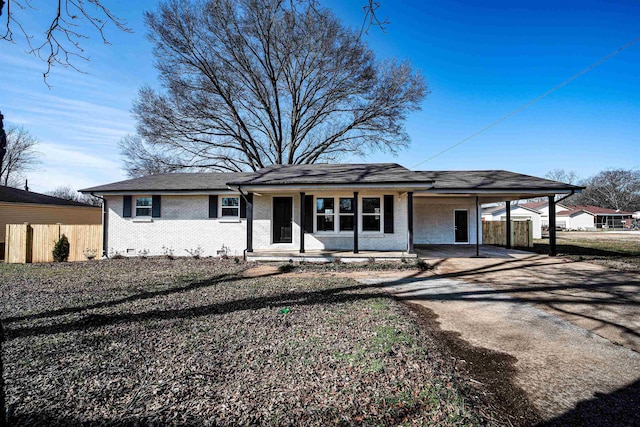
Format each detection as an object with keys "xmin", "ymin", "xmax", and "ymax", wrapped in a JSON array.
[
  {"xmin": 520, "ymin": 201, "xmax": 548, "ymax": 211},
  {"xmin": 414, "ymin": 170, "xmax": 582, "ymax": 191},
  {"xmin": 81, "ymin": 164, "xmax": 582, "ymax": 194},
  {"xmin": 482, "ymin": 203, "xmax": 542, "ymax": 216},
  {"xmin": 558, "ymin": 205, "xmax": 633, "ymax": 217},
  {"xmin": 81, "ymin": 172, "xmax": 248, "ymax": 193},
  {"xmin": 227, "ymin": 163, "xmax": 432, "ymax": 186},
  {"xmin": 0, "ymin": 186, "xmax": 96, "ymax": 207}
]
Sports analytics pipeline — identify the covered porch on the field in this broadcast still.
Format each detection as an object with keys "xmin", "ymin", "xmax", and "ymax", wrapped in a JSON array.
[{"xmin": 246, "ymin": 249, "xmax": 418, "ymax": 263}]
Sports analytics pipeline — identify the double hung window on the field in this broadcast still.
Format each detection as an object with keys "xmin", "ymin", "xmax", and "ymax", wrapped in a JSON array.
[
  {"xmin": 135, "ymin": 197, "xmax": 152, "ymax": 217},
  {"xmin": 221, "ymin": 196, "xmax": 240, "ymax": 218},
  {"xmin": 362, "ymin": 197, "xmax": 381, "ymax": 232},
  {"xmin": 316, "ymin": 198, "xmax": 335, "ymax": 231},
  {"xmin": 339, "ymin": 198, "xmax": 354, "ymax": 231}
]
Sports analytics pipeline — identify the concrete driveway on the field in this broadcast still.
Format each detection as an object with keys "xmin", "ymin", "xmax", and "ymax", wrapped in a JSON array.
[{"xmin": 361, "ymin": 248, "xmax": 640, "ymax": 424}]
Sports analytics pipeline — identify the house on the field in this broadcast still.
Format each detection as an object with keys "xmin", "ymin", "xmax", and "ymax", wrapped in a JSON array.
[
  {"xmin": 519, "ymin": 201, "xmax": 633, "ymax": 230},
  {"xmin": 481, "ymin": 203, "xmax": 542, "ymax": 238},
  {"xmin": 80, "ymin": 164, "xmax": 580, "ymax": 259},
  {"xmin": 555, "ymin": 205, "xmax": 633, "ymax": 230},
  {"xmin": 1, "ymin": 186, "xmax": 102, "ymax": 259}
]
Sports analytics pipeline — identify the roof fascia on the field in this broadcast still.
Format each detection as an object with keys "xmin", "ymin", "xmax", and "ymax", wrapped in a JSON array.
[
  {"xmin": 229, "ymin": 182, "xmax": 434, "ymax": 191},
  {"xmin": 87, "ymin": 189, "xmax": 239, "ymax": 196}
]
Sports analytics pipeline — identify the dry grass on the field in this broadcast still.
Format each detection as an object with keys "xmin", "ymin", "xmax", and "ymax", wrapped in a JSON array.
[
  {"xmin": 532, "ymin": 232, "xmax": 640, "ymax": 272},
  {"xmin": 1, "ymin": 258, "xmax": 489, "ymax": 426}
]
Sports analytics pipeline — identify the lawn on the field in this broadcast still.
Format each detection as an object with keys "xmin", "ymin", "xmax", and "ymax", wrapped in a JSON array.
[
  {"xmin": 1, "ymin": 258, "xmax": 493, "ymax": 426},
  {"xmin": 532, "ymin": 231, "xmax": 640, "ymax": 271}
]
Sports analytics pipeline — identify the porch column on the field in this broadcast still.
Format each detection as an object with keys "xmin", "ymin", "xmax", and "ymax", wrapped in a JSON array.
[
  {"xmin": 408, "ymin": 192, "xmax": 414, "ymax": 254},
  {"xmin": 246, "ymin": 192, "xmax": 253, "ymax": 253},
  {"xmin": 353, "ymin": 191, "xmax": 359, "ymax": 253},
  {"xmin": 505, "ymin": 200, "xmax": 512, "ymax": 249},
  {"xmin": 299, "ymin": 192, "xmax": 305, "ymax": 254},
  {"xmin": 548, "ymin": 196, "xmax": 557, "ymax": 256},
  {"xmin": 475, "ymin": 196, "xmax": 480, "ymax": 257}
]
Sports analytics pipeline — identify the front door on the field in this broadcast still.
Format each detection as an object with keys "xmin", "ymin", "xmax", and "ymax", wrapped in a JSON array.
[
  {"xmin": 454, "ymin": 210, "xmax": 469, "ymax": 243},
  {"xmin": 273, "ymin": 197, "xmax": 293, "ymax": 243}
]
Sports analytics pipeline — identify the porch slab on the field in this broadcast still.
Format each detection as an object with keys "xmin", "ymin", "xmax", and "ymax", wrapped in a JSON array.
[
  {"xmin": 246, "ymin": 249, "xmax": 417, "ymax": 263},
  {"xmin": 415, "ymin": 244, "xmax": 535, "ymax": 259}
]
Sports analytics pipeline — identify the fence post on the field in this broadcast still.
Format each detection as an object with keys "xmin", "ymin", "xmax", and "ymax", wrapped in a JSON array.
[{"xmin": 25, "ymin": 224, "xmax": 33, "ymax": 263}]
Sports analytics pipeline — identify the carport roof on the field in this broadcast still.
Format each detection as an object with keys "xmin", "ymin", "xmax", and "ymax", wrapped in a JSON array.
[{"xmin": 414, "ymin": 170, "xmax": 583, "ymax": 192}]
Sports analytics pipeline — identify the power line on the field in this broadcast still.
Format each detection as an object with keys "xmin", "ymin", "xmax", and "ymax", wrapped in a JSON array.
[{"xmin": 411, "ymin": 36, "xmax": 640, "ymax": 170}]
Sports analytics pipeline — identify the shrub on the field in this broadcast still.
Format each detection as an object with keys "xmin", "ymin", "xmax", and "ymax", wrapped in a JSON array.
[
  {"xmin": 52, "ymin": 234, "xmax": 70, "ymax": 262},
  {"xmin": 278, "ymin": 263, "xmax": 295, "ymax": 273},
  {"xmin": 414, "ymin": 258, "xmax": 432, "ymax": 271}
]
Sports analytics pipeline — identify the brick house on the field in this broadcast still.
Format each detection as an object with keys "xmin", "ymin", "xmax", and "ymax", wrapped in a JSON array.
[{"xmin": 81, "ymin": 163, "xmax": 580, "ymax": 259}]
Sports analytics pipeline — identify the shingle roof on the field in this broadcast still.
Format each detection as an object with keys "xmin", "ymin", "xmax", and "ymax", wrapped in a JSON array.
[
  {"xmin": 80, "ymin": 165, "xmax": 582, "ymax": 194},
  {"xmin": 482, "ymin": 203, "xmax": 544, "ymax": 215},
  {"xmin": 559, "ymin": 205, "xmax": 633, "ymax": 216},
  {"xmin": 80, "ymin": 172, "xmax": 248, "ymax": 193},
  {"xmin": 227, "ymin": 163, "xmax": 431, "ymax": 186},
  {"xmin": 414, "ymin": 170, "xmax": 582, "ymax": 191},
  {"xmin": 521, "ymin": 201, "xmax": 549, "ymax": 211},
  {"xmin": 0, "ymin": 186, "xmax": 95, "ymax": 207}
]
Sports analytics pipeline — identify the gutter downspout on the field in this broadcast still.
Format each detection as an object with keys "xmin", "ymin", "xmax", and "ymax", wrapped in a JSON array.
[
  {"xmin": 91, "ymin": 192, "xmax": 108, "ymax": 258},
  {"xmin": 233, "ymin": 186, "xmax": 252, "ymax": 259},
  {"xmin": 554, "ymin": 190, "xmax": 576, "ymax": 205}
]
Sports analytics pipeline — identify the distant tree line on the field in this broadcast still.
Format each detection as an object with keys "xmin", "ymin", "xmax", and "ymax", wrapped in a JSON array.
[{"xmin": 545, "ymin": 168, "xmax": 640, "ymax": 212}]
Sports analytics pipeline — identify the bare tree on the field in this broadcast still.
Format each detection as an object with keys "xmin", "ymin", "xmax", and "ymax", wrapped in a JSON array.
[
  {"xmin": 0, "ymin": 0, "xmax": 130, "ymax": 81},
  {"xmin": 123, "ymin": 0, "xmax": 426, "ymax": 176},
  {"xmin": 576, "ymin": 169, "xmax": 640, "ymax": 212},
  {"xmin": 545, "ymin": 169, "xmax": 579, "ymax": 185},
  {"xmin": 48, "ymin": 185, "xmax": 102, "ymax": 206},
  {"xmin": 0, "ymin": 125, "xmax": 41, "ymax": 187}
]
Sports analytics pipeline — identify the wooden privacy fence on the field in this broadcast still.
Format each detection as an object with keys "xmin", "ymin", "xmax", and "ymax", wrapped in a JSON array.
[
  {"xmin": 482, "ymin": 220, "xmax": 533, "ymax": 248},
  {"xmin": 5, "ymin": 223, "xmax": 102, "ymax": 263}
]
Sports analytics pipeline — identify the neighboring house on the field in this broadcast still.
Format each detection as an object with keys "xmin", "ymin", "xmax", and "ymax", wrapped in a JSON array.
[
  {"xmin": 81, "ymin": 163, "xmax": 580, "ymax": 259},
  {"xmin": 520, "ymin": 201, "xmax": 570, "ymax": 228},
  {"xmin": 481, "ymin": 204, "xmax": 542, "ymax": 238},
  {"xmin": 520, "ymin": 201, "xmax": 633, "ymax": 230},
  {"xmin": 555, "ymin": 205, "xmax": 633, "ymax": 230},
  {"xmin": 1, "ymin": 186, "xmax": 102, "ymax": 258}
]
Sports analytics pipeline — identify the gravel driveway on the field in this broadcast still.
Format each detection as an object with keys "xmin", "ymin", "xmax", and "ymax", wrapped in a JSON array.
[{"xmin": 360, "ymin": 248, "xmax": 640, "ymax": 424}]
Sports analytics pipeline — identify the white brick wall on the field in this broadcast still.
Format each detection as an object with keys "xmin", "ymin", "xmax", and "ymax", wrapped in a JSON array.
[
  {"xmin": 414, "ymin": 197, "xmax": 481, "ymax": 244},
  {"xmin": 105, "ymin": 193, "xmax": 484, "ymax": 255},
  {"xmin": 105, "ymin": 195, "xmax": 247, "ymax": 257}
]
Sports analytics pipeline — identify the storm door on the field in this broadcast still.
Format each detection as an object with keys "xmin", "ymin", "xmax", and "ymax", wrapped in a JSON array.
[
  {"xmin": 273, "ymin": 197, "xmax": 293, "ymax": 243},
  {"xmin": 454, "ymin": 209, "xmax": 469, "ymax": 243}
]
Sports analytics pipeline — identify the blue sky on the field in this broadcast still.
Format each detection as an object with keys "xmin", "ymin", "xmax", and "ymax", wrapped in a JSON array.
[{"xmin": 0, "ymin": 0, "xmax": 638, "ymax": 193}]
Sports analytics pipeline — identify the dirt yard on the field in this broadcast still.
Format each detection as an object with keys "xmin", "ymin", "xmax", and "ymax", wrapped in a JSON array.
[{"xmin": 1, "ymin": 258, "xmax": 511, "ymax": 426}]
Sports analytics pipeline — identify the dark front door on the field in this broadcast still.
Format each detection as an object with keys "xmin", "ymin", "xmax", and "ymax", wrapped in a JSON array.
[
  {"xmin": 273, "ymin": 197, "xmax": 293, "ymax": 243},
  {"xmin": 454, "ymin": 210, "xmax": 469, "ymax": 243}
]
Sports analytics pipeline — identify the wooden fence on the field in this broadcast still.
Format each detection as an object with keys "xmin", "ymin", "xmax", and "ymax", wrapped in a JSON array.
[
  {"xmin": 4, "ymin": 224, "xmax": 102, "ymax": 263},
  {"xmin": 482, "ymin": 220, "xmax": 533, "ymax": 248}
]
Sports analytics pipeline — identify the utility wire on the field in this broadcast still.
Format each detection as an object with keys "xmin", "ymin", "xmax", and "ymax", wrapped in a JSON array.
[{"xmin": 411, "ymin": 36, "xmax": 640, "ymax": 169}]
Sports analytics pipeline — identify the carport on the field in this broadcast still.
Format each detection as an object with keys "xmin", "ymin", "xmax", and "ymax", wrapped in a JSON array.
[{"xmin": 409, "ymin": 170, "xmax": 583, "ymax": 256}]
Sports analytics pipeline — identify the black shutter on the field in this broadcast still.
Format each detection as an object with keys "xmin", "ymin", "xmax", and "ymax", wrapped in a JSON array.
[
  {"xmin": 304, "ymin": 195, "xmax": 313, "ymax": 232},
  {"xmin": 384, "ymin": 195, "xmax": 394, "ymax": 233},
  {"xmin": 240, "ymin": 195, "xmax": 247, "ymax": 218},
  {"xmin": 123, "ymin": 195, "xmax": 132, "ymax": 218},
  {"xmin": 209, "ymin": 195, "xmax": 218, "ymax": 218},
  {"xmin": 152, "ymin": 195, "xmax": 161, "ymax": 218}
]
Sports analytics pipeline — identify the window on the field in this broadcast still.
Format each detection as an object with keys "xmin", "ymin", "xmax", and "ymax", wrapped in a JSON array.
[
  {"xmin": 135, "ymin": 197, "xmax": 152, "ymax": 217},
  {"xmin": 362, "ymin": 197, "xmax": 381, "ymax": 232},
  {"xmin": 221, "ymin": 196, "xmax": 240, "ymax": 218},
  {"xmin": 316, "ymin": 198, "xmax": 335, "ymax": 231},
  {"xmin": 339, "ymin": 197, "xmax": 354, "ymax": 231}
]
